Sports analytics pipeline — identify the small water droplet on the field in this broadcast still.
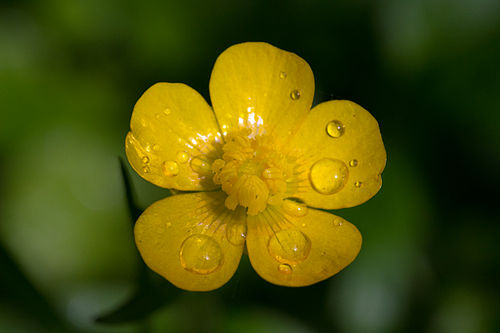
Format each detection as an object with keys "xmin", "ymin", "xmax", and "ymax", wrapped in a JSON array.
[
  {"xmin": 180, "ymin": 234, "xmax": 222, "ymax": 275},
  {"xmin": 190, "ymin": 156, "xmax": 211, "ymax": 175},
  {"xmin": 142, "ymin": 156, "xmax": 149, "ymax": 164},
  {"xmin": 283, "ymin": 200, "xmax": 308, "ymax": 217},
  {"xmin": 333, "ymin": 219, "xmax": 343, "ymax": 226},
  {"xmin": 326, "ymin": 120, "xmax": 344, "ymax": 138},
  {"xmin": 354, "ymin": 181, "xmax": 362, "ymax": 188},
  {"xmin": 140, "ymin": 119, "xmax": 147, "ymax": 127},
  {"xmin": 166, "ymin": 222, "xmax": 172, "ymax": 228},
  {"xmin": 268, "ymin": 229, "xmax": 311, "ymax": 265},
  {"xmin": 177, "ymin": 151, "xmax": 189, "ymax": 163},
  {"xmin": 349, "ymin": 159, "xmax": 358, "ymax": 167},
  {"xmin": 279, "ymin": 71, "xmax": 287, "ymax": 79},
  {"xmin": 226, "ymin": 223, "xmax": 247, "ymax": 245},
  {"xmin": 290, "ymin": 89, "xmax": 301, "ymax": 100},
  {"xmin": 278, "ymin": 263, "xmax": 292, "ymax": 274},
  {"xmin": 309, "ymin": 158, "xmax": 348, "ymax": 194},
  {"xmin": 152, "ymin": 144, "xmax": 160, "ymax": 152},
  {"xmin": 142, "ymin": 166, "xmax": 150, "ymax": 173},
  {"xmin": 162, "ymin": 160, "xmax": 179, "ymax": 176},
  {"xmin": 155, "ymin": 113, "xmax": 161, "ymax": 119},
  {"xmin": 163, "ymin": 108, "xmax": 171, "ymax": 115}
]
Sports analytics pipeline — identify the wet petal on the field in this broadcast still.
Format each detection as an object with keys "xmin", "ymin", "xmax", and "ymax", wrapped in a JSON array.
[
  {"xmin": 134, "ymin": 192, "xmax": 246, "ymax": 291},
  {"xmin": 209, "ymin": 42, "xmax": 314, "ymax": 143},
  {"xmin": 246, "ymin": 201, "xmax": 362, "ymax": 286},
  {"xmin": 126, "ymin": 83, "xmax": 223, "ymax": 191},
  {"xmin": 287, "ymin": 100, "xmax": 386, "ymax": 209}
]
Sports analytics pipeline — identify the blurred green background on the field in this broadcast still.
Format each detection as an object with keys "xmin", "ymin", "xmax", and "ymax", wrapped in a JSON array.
[{"xmin": 1, "ymin": 0, "xmax": 499, "ymax": 332}]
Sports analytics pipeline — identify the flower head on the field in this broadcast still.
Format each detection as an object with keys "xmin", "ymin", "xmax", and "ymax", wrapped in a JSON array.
[{"xmin": 126, "ymin": 42, "xmax": 386, "ymax": 291}]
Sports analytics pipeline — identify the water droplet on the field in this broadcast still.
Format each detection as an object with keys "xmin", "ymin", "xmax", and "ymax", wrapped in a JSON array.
[
  {"xmin": 309, "ymin": 158, "xmax": 348, "ymax": 194},
  {"xmin": 268, "ymin": 229, "xmax": 311, "ymax": 265},
  {"xmin": 152, "ymin": 144, "xmax": 160, "ymax": 152},
  {"xmin": 226, "ymin": 223, "xmax": 247, "ymax": 245},
  {"xmin": 349, "ymin": 159, "xmax": 358, "ymax": 167},
  {"xmin": 142, "ymin": 156, "xmax": 149, "ymax": 164},
  {"xmin": 180, "ymin": 234, "xmax": 222, "ymax": 275},
  {"xmin": 177, "ymin": 151, "xmax": 189, "ymax": 163},
  {"xmin": 155, "ymin": 113, "xmax": 161, "ymax": 119},
  {"xmin": 163, "ymin": 108, "xmax": 171, "ymax": 115},
  {"xmin": 140, "ymin": 119, "xmax": 147, "ymax": 127},
  {"xmin": 333, "ymin": 219, "xmax": 343, "ymax": 226},
  {"xmin": 278, "ymin": 263, "xmax": 292, "ymax": 274},
  {"xmin": 166, "ymin": 222, "xmax": 172, "ymax": 228},
  {"xmin": 190, "ymin": 156, "xmax": 211, "ymax": 175},
  {"xmin": 162, "ymin": 160, "xmax": 179, "ymax": 177},
  {"xmin": 290, "ymin": 89, "xmax": 301, "ymax": 100},
  {"xmin": 326, "ymin": 120, "xmax": 344, "ymax": 138},
  {"xmin": 142, "ymin": 166, "xmax": 150, "ymax": 173},
  {"xmin": 283, "ymin": 200, "xmax": 308, "ymax": 217},
  {"xmin": 279, "ymin": 71, "xmax": 287, "ymax": 79},
  {"xmin": 354, "ymin": 181, "xmax": 362, "ymax": 188}
]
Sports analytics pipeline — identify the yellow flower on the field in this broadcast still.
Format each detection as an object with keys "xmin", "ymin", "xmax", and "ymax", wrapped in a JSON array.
[{"xmin": 125, "ymin": 42, "xmax": 386, "ymax": 291}]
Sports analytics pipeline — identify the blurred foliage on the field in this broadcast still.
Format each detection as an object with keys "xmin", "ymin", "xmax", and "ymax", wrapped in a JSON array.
[{"xmin": 0, "ymin": 0, "xmax": 499, "ymax": 332}]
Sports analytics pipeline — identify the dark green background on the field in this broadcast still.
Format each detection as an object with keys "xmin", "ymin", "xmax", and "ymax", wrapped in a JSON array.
[{"xmin": 1, "ymin": 0, "xmax": 499, "ymax": 332}]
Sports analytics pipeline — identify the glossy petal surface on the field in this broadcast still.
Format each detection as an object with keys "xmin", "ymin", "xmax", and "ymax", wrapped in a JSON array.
[
  {"xmin": 134, "ymin": 192, "xmax": 246, "ymax": 291},
  {"xmin": 288, "ymin": 100, "xmax": 386, "ymax": 209},
  {"xmin": 126, "ymin": 83, "xmax": 222, "ymax": 191},
  {"xmin": 246, "ymin": 201, "xmax": 362, "ymax": 286},
  {"xmin": 209, "ymin": 42, "xmax": 314, "ymax": 144}
]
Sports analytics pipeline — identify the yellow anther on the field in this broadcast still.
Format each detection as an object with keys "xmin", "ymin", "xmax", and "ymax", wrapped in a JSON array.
[{"xmin": 212, "ymin": 131, "xmax": 293, "ymax": 215}]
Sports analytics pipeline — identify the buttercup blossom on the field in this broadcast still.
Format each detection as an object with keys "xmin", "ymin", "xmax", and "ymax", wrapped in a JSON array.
[{"xmin": 125, "ymin": 42, "xmax": 386, "ymax": 291}]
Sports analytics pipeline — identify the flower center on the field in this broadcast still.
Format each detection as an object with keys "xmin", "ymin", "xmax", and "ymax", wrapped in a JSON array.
[{"xmin": 212, "ymin": 130, "xmax": 289, "ymax": 215}]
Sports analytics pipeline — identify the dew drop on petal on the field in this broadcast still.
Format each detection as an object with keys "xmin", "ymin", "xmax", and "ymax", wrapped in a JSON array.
[
  {"xmin": 282, "ymin": 200, "xmax": 308, "ymax": 217},
  {"xmin": 152, "ymin": 144, "xmax": 160, "ymax": 152},
  {"xmin": 190, "ymin": 156, "xmax": 212, "ymax": 175},
  {"xmin": 163, "ymin": 108, "xmax": 171, "ymax": 115},
  {"xmin": 279, "ymin": 71, "xmax": 287, "ymax": 79},
  {"xmin": 309, "ymin": 158, "xmax": 348, "ymax": 194},
  {"xmin": 226, "ymin": 223, "xmax": 247, "ymax": 246},
  {"xmin": 180, "ymin": 234, "xmax": 222, "ymax": 275},
  {"xmin": 326, "ymin": 120, "xmax": 344, "ymax": 138},
  {"xmin": 142, "ymin": 156, "xmax": 150, "ymax": 164},
  {"xmin": 176, "ymin": 151, "xmax": 189, "ymax": 163},
  {"xmin": 142, "ymin": 166, "xmax": 150, "ymax": 173},
  {"xmin": 278, "ymin": 263, "xmax": 292, "ymax": 274},
  {"xmin": 162, "ymin": 160, "xmax": 179, "ymax": 177},
  {"xmin": 355, "ymin": 181, "xmax": 362, "ymax": 188},
  {"xmin": 333, "ymin": 219, "xmax": 343, "ymax": 226},
  {"xmin": 290, "ymin": 89, "xmax": 301, "ymax": 100},
  {"xmin": 349, "ymin": 159, "xmax": 358, "ymax": 167},
  {"xmin": 268, "ymin": 229, "xmax": 311, "ymax": 265}
]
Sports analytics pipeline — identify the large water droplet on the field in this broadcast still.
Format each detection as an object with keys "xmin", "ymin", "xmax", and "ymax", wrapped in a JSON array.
[
  {"xmin": 162, "ymin": 160, "xmax": 179, "ymax": 177},
  {"xmin": 326, "ymin": 120, "xmax": 344, "ymax": 138},
  {"xmin": 278, "ymin": 263, "xmax": 292, "ymax": 274},
  {"xmin": 142, "ymin": 156, "xmax": 150, "ymax": 164},
  {"xmin": 354, "ymin": 181, "xmax": 362, "ymax": 188},
  {"xmin": 268, "ymin": 229, "xmax": 311, "ymax": 264},
  {"xmin": 190, "ymin": 156, "xmax": 211, "ymax": 175},
  {"xmin": 309, "ymin": 158, "xmax": 348, "ymax": 194},
  {"xmin": 349, "ymin": 159, "xmax": 358, "ymax": 167},
  {"xmin": 279, "ymin": 71, "xmax": 287, "ymax": 79},
  {"xmin": 180, "ymin": 234, "xmax": 222, "ymax": 275},
  {"xmin": 177, "ymin": 151, "xmax": 189, "ymax": 163},
  {"xmin": 282, "ymin": 200, "xmax": 308, "ymax": 217},
  {"xmin": 142, "ymin": 166, "xmax": 150, "ymax": 173},
  {"xmin": 290, "ymin": 90, "xmax": 301, "ymax": 100},
  {"xmin": 226, "ymin": 223, "xmax": 247, "ymax": 245}
]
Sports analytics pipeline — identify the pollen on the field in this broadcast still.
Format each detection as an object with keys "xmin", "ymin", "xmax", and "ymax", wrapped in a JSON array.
[{"xmin": 212, "ymin": 130, "xmax": 291, "ymax": 215}]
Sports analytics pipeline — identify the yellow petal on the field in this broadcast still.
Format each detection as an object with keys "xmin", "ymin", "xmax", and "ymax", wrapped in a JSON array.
[
  {"xmin": 209, "ymin": 42, "xmax": 314, "ymax": 143},
  {"xmin": 126, "ymin": 83, "xmax": 223, "ymax": 191},
  {"xmin": 134, "ymin": 192, "xmax": 246, "ymax": 291},
  {"xmin": 246, "ymin": 201, "xmax": 361, "ymax": 286},
  {"xmin": 287, "ymin": 100, "xmax": 386, "ymax": 209}
]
